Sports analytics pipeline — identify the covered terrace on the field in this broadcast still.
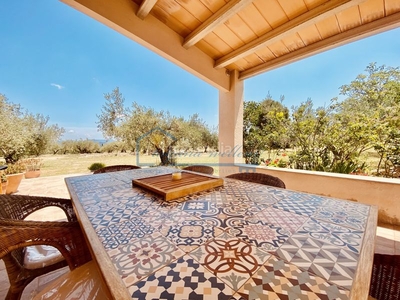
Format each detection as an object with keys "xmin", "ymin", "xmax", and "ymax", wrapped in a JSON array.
[{"xmin": 60, "ymin": 0, "xmax": 400, "ymax": 225}]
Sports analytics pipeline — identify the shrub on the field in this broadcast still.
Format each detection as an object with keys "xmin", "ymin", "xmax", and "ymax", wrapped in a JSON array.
[
  {"xmin": 1, "ymin": 173, "xmax": 7, "ymax": 183},
  {"xmin": 5, "ymin": 161, "xmax": 27, "ymax": 174},
  {"xmin": 21, "ymin": 158, "xmax": 43, "ymax": 171},
  {"xmin": 88, "ymin": 162, "xmax": 106, "ymax": 172}
]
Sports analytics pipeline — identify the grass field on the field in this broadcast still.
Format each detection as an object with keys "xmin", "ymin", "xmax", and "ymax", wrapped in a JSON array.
[
  {"xmin": 21, "ymin": 148, "xmax": 383, "ymax": 178},
  {"xmin": 39, "ymin": 152, "xmax": 222, "ymax": 177}
]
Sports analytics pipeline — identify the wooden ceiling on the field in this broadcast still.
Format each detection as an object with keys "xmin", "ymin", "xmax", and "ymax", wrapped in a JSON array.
[{"xmin": 62, "ymin": 0, "xmax": 400, "ymax": 91}]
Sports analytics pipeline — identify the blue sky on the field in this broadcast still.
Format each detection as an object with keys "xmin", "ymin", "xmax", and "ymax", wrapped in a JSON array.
[{"xmin": 1, "ymin": 1, "xmax": 399, "ymax": 140}]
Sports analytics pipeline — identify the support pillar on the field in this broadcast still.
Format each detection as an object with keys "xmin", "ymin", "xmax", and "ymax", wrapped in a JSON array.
[{"xmin": 218, "ymin": 70, "xmax": 244, "ymax": 177}]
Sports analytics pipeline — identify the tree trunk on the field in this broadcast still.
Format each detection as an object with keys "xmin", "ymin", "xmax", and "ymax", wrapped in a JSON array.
[{"xmin": 157, "ymin": 148, "xmax": 171, "ymax": 165}]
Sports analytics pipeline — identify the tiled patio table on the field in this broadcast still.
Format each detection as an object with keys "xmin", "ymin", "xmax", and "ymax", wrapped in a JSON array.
[{"xmin": 65, "ymin": 167, "xmax": 378, "ymax": 300}]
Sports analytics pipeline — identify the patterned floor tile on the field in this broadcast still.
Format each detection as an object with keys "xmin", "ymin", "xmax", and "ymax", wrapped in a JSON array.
[
  {"xmin": 227, "ymin": 214, "xmax": 291, "ymax": 252},
  {"xmin": 246, "ymin": 207, "xmax": 308, "ymax": 234},
  {"xmin": 181, "ymin": 200, "xmax": 245, "ymax": 229},
  {"xmin": 275, "ymin": 234, "xmax": 359, "ymax": 289},
  {"xmin": 161, "ymin": 219, "xmax": 224, "ymax": 252},
  {"xmin": 141, "ymin": 207, "xmax": 198, "ymax": 230},
  {"xmin": 227, "ymin": 207, "xmax": 308, "ymax": 252},
  {"xmin": 68, "ymin": 175, "xmax": 126, "ymax": 193},
  {"xmin": 234, "ymin": 256, "xmax": 349, "ymax": 300},
  {"xmin": 96, "ymin": 218, "xmax": 156, "ymax": 250},
  {"xmin": 127, "ymin": 167, "xmax": 177, "ymax": 180},
  {"xmin": 272, "ymin": 192, "xmax": 327, "ymax": 217},
  {"xmin": 181, "ymin": 199, "xmax": 214, "ymax": 215},
  {"xmin": 129, "ymin": 255, "xmax": 234, "ymax": 300},
  {"xmin": 108, "ymin": 232, "xmax": 185, "ymax": 287},
  {"xmin": 314, "ymin": 199, "xmax": 370, "ymax": 230},
  {"xmin": 111, "ymin": 188, "xmax": 154, "ymax": 207},
  {"xmin": 77, "ymin": 184, "xmax": 129, "ymax": 205},
  {"xmin": 182, "ymin": 189, "xmax": 238, "ymax": 207},
  {"xmin": 222, "ymin": 179, "xmax": 284, "ymax": 202},
  {"xmin": 190, "ymin": 232, "xmax": 271, "ymax": 290},
  {"xmin": 220, "ymin": 197, "xmax": 271, "ymax": 217},
  {"xmin": 88, "ymin": 205, "xmax": 148, "ymax": 230},
  {"xmin": 84, "ymin": 199, "xmax": 116, "ymax": 217},
  {"xmin": 298, "ymin": 218, "xmax": 364, "ymax": 254}
]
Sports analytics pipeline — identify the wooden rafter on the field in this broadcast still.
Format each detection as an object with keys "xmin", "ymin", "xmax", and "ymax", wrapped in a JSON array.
[
  {"xmin": 136, "ymin": 0, "xmax": 158, "ymax": 19},
  {"xmin": 215, "ymin": 0, "xmax": 367, "ymax": 69},
  {"xmin": 61, "ymin": 0, "xmax": 230, "ymax": 91},
  {"xmin": 183, "ymin": 0, "xmax": 255, "ymax": 49},
  {"xmin": 239, "ymin": 12, "xmax": 400, "ymax": 80}
]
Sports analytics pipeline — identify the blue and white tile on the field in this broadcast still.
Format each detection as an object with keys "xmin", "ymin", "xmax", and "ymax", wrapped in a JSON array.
[
  {"xmin": 96, "ymin": 218, "xmax": 156, "ymax": 250},
  {"xmin": 297, "ymin": 218, "xmax": 364, "ymax": 254},
  {"xmin": 275, "ymin": 233, "xmax": 359, "ymax": 289},
  {"xmin": 160, "ymin": 219, "xmax": 224, "ymax": 252},
  {"xmin": 272, "ymin": 192, "xmax": 327, "ymax": 217},
  {"xmin": 314, "ymin": 199, "xmax": 370, "ymax": 230}
]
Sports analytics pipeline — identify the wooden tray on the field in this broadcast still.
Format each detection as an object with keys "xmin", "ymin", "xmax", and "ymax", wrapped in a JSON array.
[{"xmin": 132, "ymin": 171, "xmax": 224, "ymax": 201}]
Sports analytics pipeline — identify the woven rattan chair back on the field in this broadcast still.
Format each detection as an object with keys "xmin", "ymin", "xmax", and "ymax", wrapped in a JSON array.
[
  {"xmin": 0, "ymin": 195, "xmax": 92, "ymax": 300},
  {"xmin": 369, "ymin": 253, "xmax": 400, "ymax": 300},
  {"xmin": 226, "ymin": 172, "xmax": 286, "ymax": 188},
  {"xmin": 93, "ymin": 164, "xmax": 141, "ymax": 174},
  {"xmin": 182, "ymin": 165, "xmax": 214, "ymax": 175}
]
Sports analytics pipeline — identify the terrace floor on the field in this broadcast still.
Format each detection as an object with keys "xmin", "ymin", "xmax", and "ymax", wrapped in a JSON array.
[{"xmin": 1, "ymin": 174, "xmax": 399, "ymax": 299}]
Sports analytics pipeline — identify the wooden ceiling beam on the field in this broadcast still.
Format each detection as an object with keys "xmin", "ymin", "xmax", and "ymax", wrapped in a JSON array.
[
  {"xmin": 183, "ymin": 0, "xmax": 255, "ymax": 49},
  {"xmin": 215, "ymin": 0, "xmax": 367, "ymax": 69},
  {"xmin": 136, "ymin": 0, "xmax": 158, "ymax": 19},
  {"xmin": 239, "ymin": 12, "xmax": 400, "ymax": 80},
  {"xmin": 61, "ymin": 0, "xmax": 230, "ymax": 91}
]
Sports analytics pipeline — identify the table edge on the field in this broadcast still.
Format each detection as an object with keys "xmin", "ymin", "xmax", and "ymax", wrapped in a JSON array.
[
  {"xmin": 349, "ymin": 205, "xmax": 378, "ymax": 300},
  {"xmin": 65, "ymin": 178, "xmax": 131, "ymax": 300}
]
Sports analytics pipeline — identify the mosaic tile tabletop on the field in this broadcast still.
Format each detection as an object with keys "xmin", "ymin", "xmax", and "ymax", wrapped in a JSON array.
[{"xmin": 66, "ymin": 167, "xmax": 377, "ymax": 300}]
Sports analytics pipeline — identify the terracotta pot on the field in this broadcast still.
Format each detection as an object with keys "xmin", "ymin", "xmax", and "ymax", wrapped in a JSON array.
[
  {"xmin": 25, "ymin": 170, "xmax": 41, "ymax": 179},
  {"xmin": 6, "ymin": 173, "xmax": 24, "ymax": 194},
  {"xmin": 1, "ymin": 181, "xmax": 7, "ymax": 194}
]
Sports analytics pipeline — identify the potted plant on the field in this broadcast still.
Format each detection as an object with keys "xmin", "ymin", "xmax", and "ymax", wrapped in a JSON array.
[
  {"xmin": 1, "ymin": 173, "xmax": 7, "ymax": 194},
  {"xmin": 5, "ymin": 161, "xmax": 26, "ymax": 194},
  {"xmin": 23, "ymin": 158, "xmax": 43, "ymax": 179}
]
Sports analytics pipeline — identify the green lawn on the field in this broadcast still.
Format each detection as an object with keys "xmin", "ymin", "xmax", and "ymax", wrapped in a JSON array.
[
  {"xmin": 19, "ymin": 148, "xmax": 384, "ymax": 178},
  {"xmin": 39, "ymin": 152, "xmax": 222, "ymax": 177}
]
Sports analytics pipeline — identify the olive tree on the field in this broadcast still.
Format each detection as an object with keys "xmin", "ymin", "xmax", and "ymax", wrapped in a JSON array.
[
  {"xmin": 24, "ymin": 114, "xmax": 65, "ymax": 156},
  {"xmin": 0, "ymin": 94, "xmax": 64, "ymax": 163},
  {"xmin": 97, "ymin": 87, "xmax": 215, "ymax": 165},
  {"xmin": 0, "ymin": 94, "xmax": 28, "ymax": 163}
]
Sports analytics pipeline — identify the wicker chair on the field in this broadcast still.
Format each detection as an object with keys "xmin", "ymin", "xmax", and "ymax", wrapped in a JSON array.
[
  {"xmin": 369, "ymin": 254, "xmax": 400, "ymax": 300},
  {"xmin": 93, "ymin": 164, "xmax": 141, "ymax": 174},
  {"xmin": 226, "ymin": 172, "xmax": 286, "ymax": 188},
  {"xmin": 182, "ymin": 165, "xmax": 214, "ymax": 175},
  {"xmin": 0, "ymin": 195, "xmax": 92, "ymax": 300}
]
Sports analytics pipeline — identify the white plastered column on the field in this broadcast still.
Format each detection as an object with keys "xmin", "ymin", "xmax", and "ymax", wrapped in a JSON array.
[{"xmin": 218, "ymin": 70, "xmax": 244, "ymax": 177}]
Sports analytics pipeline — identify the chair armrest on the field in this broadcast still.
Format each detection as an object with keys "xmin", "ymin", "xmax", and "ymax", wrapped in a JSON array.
[
  {"xmin": 0, "ymin": 195, "xmax": 77, "ymax": 222},
  {"xmin": 0, "ymin": 220, "xmax": 92, "ymax": 270}
]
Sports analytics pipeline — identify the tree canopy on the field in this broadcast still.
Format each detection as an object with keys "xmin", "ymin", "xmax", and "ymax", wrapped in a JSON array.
[
  {"xmin": 244, "ymin": 63, "xmax": 400, "ymax": 177},
  {"xmin": 96, "ymin": 87, "xmax": 217, "ymax": 165},
  {"xmin": 243, "ymin": 95, "xmax": 289, "ymax": 164},
  {"xmin": 0, "ymin": 94, "xmax": 64, "ymax": 164}
]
